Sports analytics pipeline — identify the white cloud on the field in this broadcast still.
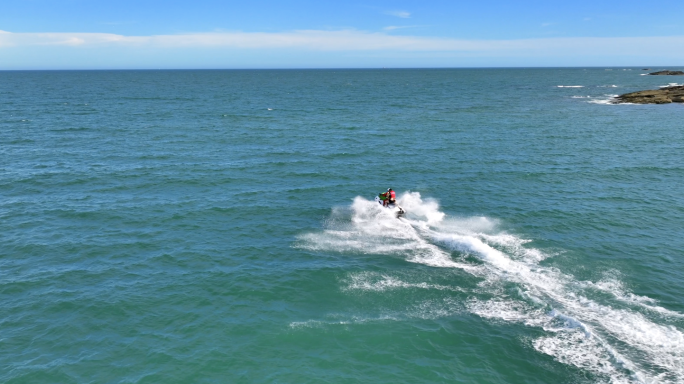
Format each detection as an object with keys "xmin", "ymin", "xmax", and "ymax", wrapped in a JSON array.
[
  {"xmin": 0, "ymin": 30, "xmax": 127, "ymax": 47},
  {"xmin": 1, "ymin": 29, "xmax": 684, "ymax": 60},
  {"xmin": 541, "ymin": 22, "xmax": 553, "ymax": 27},
  {"xmin": 385, "ymin": 10, "xmax": 411, "ymax": 18}
]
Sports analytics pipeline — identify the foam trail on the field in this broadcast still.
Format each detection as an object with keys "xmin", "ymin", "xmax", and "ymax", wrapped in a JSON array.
[
  {"xmin": 342, "ymin": 271, "xmax": 465, "ymax": 293},
  {"xmin": 433, "ymin": 232, "xmax": 511, "ymax": 269},
  {"xmin": 579, "ymin": 276, "xmax": 684, "ymax": 319},
  {"xmin": 427, "ymin": 224, "xmax": 684, "ymax": 383},
  {"xmin": 296, "ymin": 192, "xmax": 684, "ymax": 383}
]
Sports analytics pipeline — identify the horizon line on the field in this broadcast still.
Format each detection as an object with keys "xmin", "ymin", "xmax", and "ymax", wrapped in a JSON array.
[{"xmin": 1, "ymin": 65, "xmax": 679, "ymax": 71}]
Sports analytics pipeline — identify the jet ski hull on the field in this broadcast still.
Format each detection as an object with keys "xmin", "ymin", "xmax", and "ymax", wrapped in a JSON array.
[{"xmin": 375, "ymin": 196, "xmax": 406, "ymax": 218}]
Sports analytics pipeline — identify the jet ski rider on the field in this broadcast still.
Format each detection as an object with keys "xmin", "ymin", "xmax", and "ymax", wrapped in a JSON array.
[{"xmin": 384, "ymin": 188, "xmax": 396, "ymax": 207}]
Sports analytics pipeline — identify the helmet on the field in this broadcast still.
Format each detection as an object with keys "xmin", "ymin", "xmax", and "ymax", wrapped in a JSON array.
[{"xmin": 387, "ymin": 188, "xmax": 392, "ymax": 191}]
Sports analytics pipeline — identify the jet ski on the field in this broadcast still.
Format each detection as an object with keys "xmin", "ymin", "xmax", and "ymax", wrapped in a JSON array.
[{"xmin": 375, "ymin": 196, "xmax": 406, "ymax": 218}]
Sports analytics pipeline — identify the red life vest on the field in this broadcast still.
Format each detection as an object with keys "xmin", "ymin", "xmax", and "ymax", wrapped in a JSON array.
[{"xmin": 389, "ymin": 190, "xmax": 396, "ymax": 199}]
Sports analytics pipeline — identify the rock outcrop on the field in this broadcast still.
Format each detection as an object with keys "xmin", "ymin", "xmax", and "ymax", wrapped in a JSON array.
[
  {"xmin": 648, "ymin": 70, "xmax": 684, "ymax": 76},
  {"xmin": 613, "ymin": 86, "xmax": 684, "ymax": 104}
]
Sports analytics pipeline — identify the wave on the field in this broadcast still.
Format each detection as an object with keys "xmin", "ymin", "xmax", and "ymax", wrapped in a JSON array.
[
  {"xmin": 295, "ymin": 192, "xmax": 684, "ymax": 383},
  {"xmin": 557, "ymin": 85, "xmax": 585, "ymax": 88},
  {"xmin": 588, "ymin": 95, "xmax": 619, "ymax": 105}
]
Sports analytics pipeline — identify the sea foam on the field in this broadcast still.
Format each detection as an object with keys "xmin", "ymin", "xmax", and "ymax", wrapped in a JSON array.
[{"xmin": 296, "ymin": 193, "xmax": 684, "ymax": 383}]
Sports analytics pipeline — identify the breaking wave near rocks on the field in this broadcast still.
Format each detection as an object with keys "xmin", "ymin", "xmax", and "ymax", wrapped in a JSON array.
[{"xmin": 296, "ymin": 193, "xmax": 684, "ymax": 383}]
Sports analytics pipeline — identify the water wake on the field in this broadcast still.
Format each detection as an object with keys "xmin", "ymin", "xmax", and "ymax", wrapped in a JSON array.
[{"xmin": 295, "ymin": 192, "xmax": 684, "ymax": 383}]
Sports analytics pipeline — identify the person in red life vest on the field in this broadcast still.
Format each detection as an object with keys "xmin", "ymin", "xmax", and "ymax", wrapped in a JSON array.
[{"xmin": 386, "ymin": 188, "xmax": 396, "ymax": 206}]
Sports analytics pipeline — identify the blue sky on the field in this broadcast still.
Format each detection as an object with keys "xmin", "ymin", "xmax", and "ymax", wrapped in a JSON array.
[{"xmin": 1, "ymin": 0, "xmax": 683, "ymax": 69}]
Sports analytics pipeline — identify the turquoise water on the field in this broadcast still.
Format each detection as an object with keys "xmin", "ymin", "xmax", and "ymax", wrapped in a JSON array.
[{"xmin": 1, "ymin": 68, "xmax": 683, "ymax": 383}]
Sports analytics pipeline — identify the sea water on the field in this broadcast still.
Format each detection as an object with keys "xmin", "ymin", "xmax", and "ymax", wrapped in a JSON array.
[{"xmin": 1, "ymin": 68, "xmax": 683, "ymax": 383}]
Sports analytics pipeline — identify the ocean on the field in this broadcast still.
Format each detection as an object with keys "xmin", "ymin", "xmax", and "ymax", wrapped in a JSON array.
[{"xmin": 1, "ymin": 68, "xmax": 683, "ymax": 383}]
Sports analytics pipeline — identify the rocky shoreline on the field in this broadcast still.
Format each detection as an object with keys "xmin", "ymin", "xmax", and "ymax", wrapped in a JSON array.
[
  {"xmin": 613, "ymin": 85, "xmax": 684, "ymax": 104},
  {"xmin": 648, "ymin": 70, "xmax": 684, "ymax": 76}
]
